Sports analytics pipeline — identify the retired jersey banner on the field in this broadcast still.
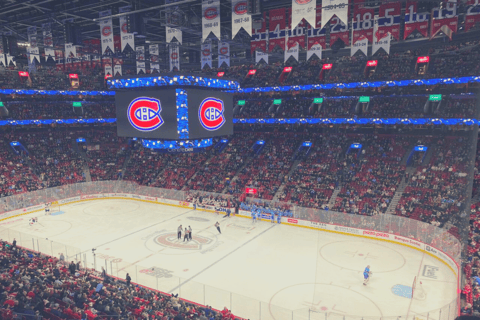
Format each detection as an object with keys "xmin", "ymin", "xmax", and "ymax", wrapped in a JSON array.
[
  {"xmin": 431, "ymin": 2, "xmax": 458, "ymax": 40},
  {"xmin": 218, "ymin": 42, "xmax": 230, "ymax": 67},
  {"xmin": 65, "ymin": 43, "xmax": 76, "ymax": 65},
  {"xmin": 105, "ymin": 65, "xmax": 113, "ymax": 77},
  {"xmin": 404, "ymin": 1, "xmax": 430, "ymax": 39},
  {"xmin": 307, "ymin": 43, "xmax": 322, "ymax": 60},
  {"xmin": 149, "ymin": 44, "xmax": 160, "ymax": 72},
  {"xmin": 377, "ymin": 2, "xmax": 400, "ymax": 40},
  {"xmin": 202, "ymin": 0, "xmax": 220, "ymax": 42},
  {"xmin": 119, "ymin": 6, "xmax": 134, "ymax": 52},
  {"xmin": 99, "ymin": 10, "xmax": 114, "ymax": 54},
  {"xmin": 373, "ymin": 15, "xmax": 391, "ymax": 55},
  {"xmin": 42, "ymin": 23, "xmax": 53, "ymax": 48},
  {"xmin": 114, "ymin": 64, "xmax": 122, "ymax": 76},
  {"xmin": 351, "ymin": 35, "xmax": 368, "ymax": 56},
  {"xmin": 256, "ymin": 51, "xmax": 268, "ymax": 64},
  {"xmin": 284, "ymin": 43, "xmax": 299, "ymax": 62},
  {"xmin": 251, "ymin": 12, "xmax": 267, "ymax": 53},
  {"xmin": 307, "ymin": 6, "xmax": 326, "ymax": 50},
  {"xmin": 169, "ymin": 44, "xmax": 180, "ymax": 71},
  {"xmin": 55, "ymin": 50, "xmax": 64, "ymax": 71},
  {"xmin": 321, "ymin": 0, "xmax": 348, "ymax": 30},
  {"xmin": 269, "ymin": 8, "xmax": 287, "ymax": 51},
  {"xmin": 466, "ymin": 0, "xmax": 480, "ymax": 31},
  {"xmin": 201, "ymin": 43, "xmax": 212, "ymax": 69},
  {"xmin": 329, "ymin": 15, "xmax": 349, "ymax": 46},
  {"xmin": 352, "ymin": 6, "xmax": 374, "ymax": 44},
  {"xmin": 166, "ymin": 26, "xmax": 183, "ymax": 44},
  {"xmin": 27, "ymin": 27, "xmax": 40, "ymax": 63},
  {"xmin": 232, "ymin": 0, "xmax": 251, "ymax": 38},
  {"xmin": 287, "ymin": 8, "xmax": 306, "ymax": 49},
  {"xmin": 136, "ymin": 46, "xmax": 145, "ymax": 74},
  {"xmin": 291, "ymin": 0, "xmax": 316, "ymax": 30}
]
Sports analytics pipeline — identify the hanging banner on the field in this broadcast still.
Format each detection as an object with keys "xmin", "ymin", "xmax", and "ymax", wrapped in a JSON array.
[
  {"xmin": 307, "ymin": 6, "xmax": 326, "ymax": 50},
  {"xmin": 291, "ymin": 0, "xmax": 316, "ymax": 30},
  {"xmin": 307, "ymin": 43, "xmax": 322, "ymax": 60},
  {"xmin": 149, "ymin": 44, "xmax": 160, "ymax": 72},
  {"xmin": 251, "ymin": 12, "xmax": 267, "ymax": 53},
  {"xmin": 55, "ymin": 50, "xmax": 64, "ymax": 71},
  {"xmin": 201, "ymin": 43, "xmax": 212, "ymax": 69},
  {"xmin": 232, "ymin": 0, "xmax": 251, "ymax": 38},
  {"xmin": 105, "ymin": 65, "xmax": 113, "ymax": 77},
  {"xmin": 377, "ymin": 2, "xmax": 401, "ymax": 40},
  {"xmin": 27, "ymin": 27, "xmax": 40, "ymax": 63},
  {"xmin": 6, "ymin": 54, "xmax": 16, "ymax": 67},
  {"xmin": 372, "ymin": 15, "xmax": 391, "ymax": 55},
  {"xmin": 202, "ymin": 0, "xmax": 221, "ymax": 42},
  {"xmin": 351, "ymin": 35, "xmax": 368, "ymax": 57},
  {"xmin": 255, "ymin": 51, "xmax": 268, "ymax": 64},
  {"xmin": 119, "ymin": 6, "xmax": 134, "ymax": 52},
  {"xmin": 0, "ymin": 54, "xmax": 4, "ymax": 66},
  {"xmin": 269, "ymin": 8, "xmax": 287, "ymax": 51},
  {"xmin": 42, "ymin": 23, "xmax": 53, "ymax": 49},
  {"xmin": 169, "ymin": 44, "xmax": 180, "ymax": 71},
  {"xmin": 404, "ymin": 1, "xmax": 430, "ymax": 39},
  {"xmin": 329, "ymin": 15, "xmax": 349, "ymax": 46},
  {"xmin": 136, "ymin": 46, "xmax": 145, "ymax": 74},
  {"xmin": 321, "ymin": 0, "xmax": 348, "ymax": 30},
  {"xmin": 466, "ymin": 0, "xmax": 480, "ymax": 31},
  {"xmin": 166, "ymin": 26, "xmax": 183, "ymax": 44},
  {"xmin": 65, "ymin": 43, "xmax": 76, "ymax": 67},
  {"xmin": 287, "ymin": 8, "xmax": 306, "ymax": 49},
  {"xmin": 99, "ymin": 10, "xmax": 114, "ymax": 54},
  {"xmin": 352, "ymin": 6, "xmax": 374, "ymax": 44},
  {"xmin": 90, "ymin": 39, "xmax": 102, "ymax": 68},
  {"xmin": 284, "ymin": 43, "xmax": 299, "ymax": 62},
  {"xmin": 430, "ymin": 2, "xmax": 458, "ymax": 40},
  {"xmin": 218, "ymin": 41, "xmax": 230, "ymax": 67},
  {"xmin": 114, "ymin": 64, "xmax": 122, "ymax": 76}
]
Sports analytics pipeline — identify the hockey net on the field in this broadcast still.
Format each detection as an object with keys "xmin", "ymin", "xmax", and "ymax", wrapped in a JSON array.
[
  {"xmin": 44, "ymin": 203, "xmax": 60, "ymax": 215},
  {"xmin": 412, "ymin": 277, "xmax": 426, "ymax": 300}
]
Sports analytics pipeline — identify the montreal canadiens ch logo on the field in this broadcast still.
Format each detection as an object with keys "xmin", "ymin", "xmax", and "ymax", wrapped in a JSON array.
[
  {"xmin": 102, "ymin": 26, "xmax": 112, "ymax": 37},
  {"xmin": 295, "ymin": 0, "xmax": 312, "ymax": 3},
  {"xmin": 234, "ymin": 2, "xmax": 247, "ymax": 14},
  {"xmin": 204, "ymin": 7, "xmax": 218, "ymax": 20},
  {"xmin": 127, "ymin": 97, "xmax": 163, "ymax": 132},
  {"xmin": 198, "ymin": 98, "xmax": 225, "ymax": 131}
]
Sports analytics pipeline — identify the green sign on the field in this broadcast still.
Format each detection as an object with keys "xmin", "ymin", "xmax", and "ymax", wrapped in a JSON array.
[
  {"xmin": 238, "ymin": 100, "xmax": 246, "ymax": 106},
  {"xmin": 313, "ymin": 98, "xmax": 323, "ymax": 104},
  {"xmin": 72, "ymin": 102, "xmax": 82, "ymax": 107},
  {"xmin": 359, "ymin": 96, "xmax": 370, "ymax": 103},
  {"xmin": 429, "ymin": 94, "xmax": 442, "ymax": 101},
  {"xmin": 0, "ymin": 102, "xmax": 4, "ymax": 107},
  {"xmin": 273, "ymin": 99, "xmax": 282, "ymax": 105}
]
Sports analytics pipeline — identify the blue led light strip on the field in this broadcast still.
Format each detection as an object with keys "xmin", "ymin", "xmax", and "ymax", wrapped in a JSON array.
[
  {"xmin": 233, "ymin": 118, "xmax": 478, "ymax": 125},
  {"xmin": 176, "ymin": 89, "xmax": 189, "ymax": 139},
  {"xmin": 142, "ymin": 139, "xmax": 213, "ymax": 149},
  {"xmin": 107, "ymin": 75, "xmax": 240, "ymax": 90},
  {"xmin": 0, "ymin": 118, "xmax": 116, "ymax": 126},
  {"xmin": 0, "ymin": 89, "xmax": 114, "ymax": 96}
]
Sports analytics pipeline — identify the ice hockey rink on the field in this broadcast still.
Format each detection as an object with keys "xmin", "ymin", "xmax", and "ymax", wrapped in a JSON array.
[{"xmin": 1, "ymin": 199, "xmax": 458, "ymax": 320}]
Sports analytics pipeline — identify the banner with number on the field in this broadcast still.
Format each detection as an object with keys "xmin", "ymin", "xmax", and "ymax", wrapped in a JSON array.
[
  {"xmin": 255, "ymin": 51, "xmax": 268, "ymax": 64},
  {"xmin": 201, "ymin": 43, "xmax": 212, "ymax": 69},
  {"xmin": 430, "ymin": 2, "xmax": 458, "ymax": 40},
  {"xmin": 329, "ymin": 15, "xmax": 349, "ymax": 46},
  {"xmin": 202, "ymin": 0, "xmax": 220, "ymax": 42},
  {"xmin": 287, "ymin": 8, "xmax": 306, "ymax": 49},
  {"xmin": 307, "ymin": 6, "xmax": 326, "ymax": 50},
  {"xmin": 269, "ymin": 8, "xmax": 287, "ymax": 51},
  {"xmin": 65, "ymin": 43, "xmax": 76, "ymax": 66},
  {"xmin": 136, "ymin": 46, "xmax": 145, "ymax": 74},
  {"xmin": 27, "ymin": 27, "xmax": 40, "ymax": 63},
  {"xmin": 119, "ymin": 6, "xmax": 134, "ymax": 52},
  {"xmin": 292, "ymin": 0, "xmax": 316, "ymax": 30},
  {"xmin": 218, "ymin": 42, "xmax": 230, "ymax": 67},
  {"xmin": 99, "ymin": 10, "xmax": 114, "ymax": 54},
  {"xmin": 351, "ymin": 35, "xmax": 368, "ymax": 57},
  {"xmin": 114, "ymin": 63, "xmax": 122, "ymax": 76},
  {"xmin": 105, "ymin": 64, "xmax": 113, "ymax": 77},
  {"xmin": 372, "ymin": 15, "xmax": 391, "ymax": 55},
  {"xmin": 169, "ymin": 44, "xmax": 180, "ymax": 71},
  {"xmin": 232, "ymin": 0, "xmax": 251, "ymax": 38},
  {"xmin": 466, "ymin": 0, "xmax": 480, "ymax": 31},
  {"xmin": 404, "ymin": 1, "xmax": 429, "ymax": 39},
  {"xmin": 284, "ymin": 43, "xmax": 299, "ymax": 62},
  {"xmin": 353, "ymin": 6, "xmax": 374, "ymax": 44},
  {"xmin": 377, "ymin": 2, "xmax": 400, "ymax": 40},
  {"xmin": 166, "ymin": 26, "xmax": 183, "ymax": 44},
  {"xmin": 321, "ymin": 0, "xmax": 348, "ymax": 30},
  {"xmin": 251, "ymin": 12, "xmax": 267, "ymax": 53},
  {"xmin": 149, "ymin": 44, "xmax": 160, "ymax": 72},
  {"xmin": 55, "ymin": 50, "xmax": 64, "ymax": 71}
]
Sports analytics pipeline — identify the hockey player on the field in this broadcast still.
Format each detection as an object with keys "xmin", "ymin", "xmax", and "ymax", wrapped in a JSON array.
[
  {"xmin": 252, "ymin": 209, "xmax": 256, "ymax": 223},
  {"xmin": 277, "ymin": 211, "xmax": 282, "ymax": 224},
  {"xmin": 215, "ymin": 222, "xmax": 221, "ymax": 234},
  {"xmin": 363, "ymin": 265, "xmax": 372, "ymax": 285},
  {"xmin": 270, "ymin": 211, "xmax": 275, "ymax": 223}
]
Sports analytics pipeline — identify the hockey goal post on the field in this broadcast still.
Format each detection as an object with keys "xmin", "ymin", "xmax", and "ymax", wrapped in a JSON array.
[
  {"xmin": 412, "ymin": 276, "xmax": 426, "ymax": 300},
  {"xmin": 44, "ymin": 203, "xmax": 61, "ymax": 215}
]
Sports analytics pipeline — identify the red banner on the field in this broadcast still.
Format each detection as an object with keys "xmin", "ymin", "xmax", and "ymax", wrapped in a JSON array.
[
  {"xmin": 466, "ymin": 0, "xmax": 480, "ymax": 31},
  {"xmin": 90, "ymin": 39, "xmax": 102, "ymax": 69},
  {"xmin": 377, "ymin": 2, "xmax": 401, "ymax": 40},
  {"xmin": 114, "ymin": 35, "xmax": 121, "ymax": 53},
  {"xmin": 353, "ymin": 6, "xmax": 374, "ymax": 44},
  {"xmin": 329, "ymin": 15, "xmax": 349, "ymax": 46},
  {"xmin": 404, "ymin": 1, "xmax": 429, "ymax": 39},
  {"xmin": 307, "ymin": 6, "xmax": 326, "ymax": 49},
  {"xmin": 251, "ymin": 12, "xmax": 267, "ymax": 53},
  {"xmin": 430, "ymin": 2, "xmax": 458, "ymax": 39},
  {"xmin": 55, "ymin": 50, "xmax": 64, "ymax": 71},
  {"xmin": 287, "ymin": 8, "xmax": 306, "ymax": 49},
  {"xmin": 268, "ymin": 8, "xmax": 287, "ymax": 51}
]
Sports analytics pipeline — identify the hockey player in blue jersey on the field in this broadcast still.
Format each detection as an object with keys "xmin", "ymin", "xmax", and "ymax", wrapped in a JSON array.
[
  {"xmin": 363, "ymin": 265, "xmax": 372, "ymax": 285},
  {"xmin": 277, "ymin": 211, "xmax": 282, "ymax": 224},
  {"xmin": 252, "ymin": 209, "xmax": 256, "ymax": 223},
  {"xmin": 270, "ymin": 211, "xmax": 275, "ymax": 223}
]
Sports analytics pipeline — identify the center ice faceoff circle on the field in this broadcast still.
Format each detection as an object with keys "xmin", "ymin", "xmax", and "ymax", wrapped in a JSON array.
[{"xmin": 145, "ymin": 231, "xmax": 220, "ymax": 255}]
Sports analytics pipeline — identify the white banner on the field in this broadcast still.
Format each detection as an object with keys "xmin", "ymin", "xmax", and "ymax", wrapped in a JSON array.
[
  {"xmin": 104, "ymin": 65, "xmax": 113, "ymax": 76},
  {"xmin": 0, "ymin": 54, "xmax": 4, "ymax": 66},
  {"xmin": 114, "ymin": 64, "xmax": 122, "ymax": 76},
  {"xmin": 218, "ymin": 41, "xmax": 230, "ymax": 67},
  {"xmin": 42, "ymin": 23, "xmax": 53, "ymax": 48},
  {"xmin": 166, "ymin": 26, "xmax": 183, "ymax": 45},
  {"xmin": 307, "ymin": 43, "xmax": 322, "ymax": 60},
  {"xmin": 201, "ymin": 43, "xmax": 212, "ymax": 69},
  {"xmin": 149, "ymin": 44, "xmax": 160, "ymax": 72},
  {"xmin": 373, "ymin": 15, "xmax": 391, "ymax": 55},
  {"xmin": 119, "ymin": 6, "xmax": 134, "ymax": 52},
  {"xmin": 169, "ymin": 44, "xmax": 180, "ymax": 71},
  {"xmin": 321, "ymin": 0, "xmax": 348, "ymax": 30},
  {"xmin": 65, "ymin": 43, "xmax": 76, "ymax": 64},
  {"xmin": 136, "ymin": 46, "xmax": 146, "ymax": 74},
  {"xmin": 99, "ymin": 10, "xmax": 114, "ymax": 55},
  {"xmin": 202, "ymin": 0, "xmax": 221, "ymax": 42},
  {"xmin": 284, "ymin": 43, "xmax": 299, "ymax": 62},
  {"xmin": 351, "ymin": 36, "xmax": 368, "ymax": 57},
  {"xmin": 27, "ymin": 27, "xmax": 40, "ymax": 63},
  {"xmin": 27, "ymin": 47, "xmax": 40, "ymax": 64},
  {"xmin": 44, "ymin": 48, "xmax": 55, "ymax": 60},
  {"xmin": 292, "ymin": 0, "xmax": 316, "ymax": 30},
  {"xmin": 255, "ymin": 51, "xmax": 268, "ymax": 64},
  {"xmin": 231, "ymin": 0, "xmax": 251, "ymax": 38}
]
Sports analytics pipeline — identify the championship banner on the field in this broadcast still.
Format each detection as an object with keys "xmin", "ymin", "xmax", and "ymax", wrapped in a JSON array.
[
  {"xmin": 351, "ymin": 35, "xmax": 368, "ymax": 57},
  {"xmin": 27, "ymin": 27, "xmax": 40, "ymax": 63},
  {"xmin": 269, "ymin": 8, "xmax": 287, "ymax": 51},
  {"xmin": 404, "ymin": 1, "xmax": 430, "ymax": 39},
  {"xmin": 42, "ymin": 23, "xmax": 53, "ymax": 48},
  {"xmin": 136, "ymin": 46, "xmax": 145, "ymax": 74},
  {"xmin": 166, "ymin": 26, "xmax": 183, "ymax": 44},
  {"xmin": 377, "ymin": 2, "xmax": 401, "ymax": 40},
  {"xmin": 251, "ymin": 12, "xmax": 267, "ymax": 53},
  {"xmin": 201, "ymin": 43, "xmax": 212, "ymax": 69},
  {"xmin": 202, "ymin": 0, "xmax": 221, "ymax": 42},
  {"xmin": 430, "ymin": 2, "xmax": 458, "ymax": 40},
  {"xmin": 218, "ymin": 41, "xmax": 230, "ymax": 67},
  {"xmin": 65, "ymin": 43, "xmax": 76, "ymax": 66},
  {"xmin": 99, "ymin": 10, "xmax": 114, "ymax": 54},
  {"xmin": 284, "ymin": 43, "xmax": 299, "ymax": 62},
  {"xmin": 232, "ymin": 0, "xmax": 251, "ymax": 38},
  {"xmin": 292, "ymin": 0, "xmax": 316, "ymax": 30},
  {"xmin": 149, "ymin": 44, "xmax": 160, "ymax": 72},
  {"xmin": 466, "ymin": 0, "xmax": 480, "ymax": 31},
  {"xmin": 321, "ymin": 0, "xmax": 348, "ymax": 30},
  {"xmin": 352, "ymin": 6, "xmax": 374, "ymax": 44},
  {"xmin": 372, "ymin": 15, "xmax": 391, "ymax": 55},
  {"xmin": 169, "ymin": 44, "xmax": 180, "ymax": 71},
  {"xmin": 287, "ymin": 8, "xmax": 306, "ymax": 49},
  {"xmin": 329, "ymin": 14, "xmax": 350, "ymax": 46},
  {"xmin": 307, "ymin": 6, "xmax": 326, "ymax": 51},
  {"xmin": 119, "ymin": 6, "xmax": 134, "ymax": 52},
  {"xmin": 255, "ymin": 51, "xmax": 268, "ymax": 64},
  {"xmin": 114, "ymin": 64, "xmax": 122, "ymax": 77}
]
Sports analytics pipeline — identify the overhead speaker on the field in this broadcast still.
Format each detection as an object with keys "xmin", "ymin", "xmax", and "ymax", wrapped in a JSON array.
[{"xmin": 6, "ymin": 36, "xmax": 17, "ymax": 56}]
